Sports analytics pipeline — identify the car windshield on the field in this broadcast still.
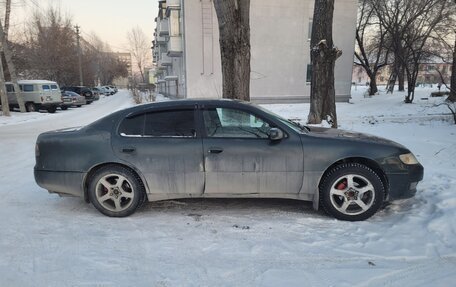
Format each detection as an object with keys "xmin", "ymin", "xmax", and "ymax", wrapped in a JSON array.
[{"xmin": 252, "ymin": 104, "xmax": 309, "ymax": 133}]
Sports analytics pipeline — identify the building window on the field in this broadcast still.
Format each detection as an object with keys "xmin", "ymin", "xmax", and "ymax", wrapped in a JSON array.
[
  {"xmin": 308, "ymin": 18, "xmax": 313, "ymax": 41},
  {"xmin": 306, "ymin": 64, "xmax": 312, "ymax": 83}
]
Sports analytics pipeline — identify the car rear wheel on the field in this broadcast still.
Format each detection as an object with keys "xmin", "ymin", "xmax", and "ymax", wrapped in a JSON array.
[
  {"xmin": 319, "ymin": 163, "xmax": 384, "ymax": 221},
  {"xmin": 88, "ymin": 165, "xmax": 145, "ymax": 217},
  {"xmin": 47, "ymin": 105, "xmax": 57, "ymax": 113},
  {"xmin": 61, "ymin": 106, "xmax": 68, "ymax": 110},
  {"xmin": 26, "ymin": 102, "xmax": 37, "ymax": 112}
]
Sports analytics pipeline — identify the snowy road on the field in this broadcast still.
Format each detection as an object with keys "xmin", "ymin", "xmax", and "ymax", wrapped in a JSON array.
[{"xmin": 0, "ymin": 89, "xmax": 455, "ymax": 286}]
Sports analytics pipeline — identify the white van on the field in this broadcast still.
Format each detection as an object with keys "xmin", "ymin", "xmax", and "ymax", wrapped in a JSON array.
[{"xmin": 6, "ymin": 80, "xmax": 62, "ymax": 113}]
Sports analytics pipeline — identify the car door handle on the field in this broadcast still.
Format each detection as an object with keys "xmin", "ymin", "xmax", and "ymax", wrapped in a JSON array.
[
  {"xmin": 121, "ymin": 147, "xmax": 136, "ymax": 153},
  {"xmin": 208, "ymin": 147, "xmax": 223, "ymax": 154}
]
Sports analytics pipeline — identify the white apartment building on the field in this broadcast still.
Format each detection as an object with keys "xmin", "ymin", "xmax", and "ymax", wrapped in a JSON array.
[{"xmin": 152, "ymin": 0, "xmax": 357, "ymax": 103}]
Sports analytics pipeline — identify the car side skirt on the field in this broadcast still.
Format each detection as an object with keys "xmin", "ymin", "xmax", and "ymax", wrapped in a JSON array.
[{"xmin": 146, "ymin": 192, "xmax": 314, "ymax": 202}]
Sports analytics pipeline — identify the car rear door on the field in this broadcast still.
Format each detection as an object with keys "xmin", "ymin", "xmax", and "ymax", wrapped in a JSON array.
[
  {"xmin": 112, "ymin": 107, "xmax": 205, "ymax": 197},
  {"xmin": 200, "ymin": 105, "xmax": 304, "ymax": 196}
]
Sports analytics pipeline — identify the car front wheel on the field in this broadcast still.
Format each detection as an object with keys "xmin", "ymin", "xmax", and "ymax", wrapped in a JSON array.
[
  {"xmin": 88, "ymin": 165, "xmax": 145, "ymax": 217},
  {"xmin": 319, "ymin": 163, "xmax": 384, "ymax": 221}
]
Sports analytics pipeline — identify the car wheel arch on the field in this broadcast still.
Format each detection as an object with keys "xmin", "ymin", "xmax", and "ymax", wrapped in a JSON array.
[
  {"xmin": 318, "ymin": 157, "xmax": 389, "ymax": 200},
  {"xmin": 83, "ymin": 162, "xmax": 148, "ymax": 203}
]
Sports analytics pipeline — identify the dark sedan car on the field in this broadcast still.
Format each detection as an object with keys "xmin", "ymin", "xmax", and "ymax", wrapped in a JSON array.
[
  {"xmin": 34, "ymin": 100, "xmax": 423, "ymax": 220},
  {"xmin": 61, "ymin": 86, "xmax": 94, "ymax": 104}
]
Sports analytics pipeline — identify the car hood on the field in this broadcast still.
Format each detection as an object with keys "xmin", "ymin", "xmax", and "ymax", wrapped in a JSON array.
[{"xmin": 306, "ymin": 126, "xmax": 407, "ymax": 149}]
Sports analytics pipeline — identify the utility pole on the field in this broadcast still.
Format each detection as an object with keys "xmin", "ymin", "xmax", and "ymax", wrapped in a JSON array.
[{"xmin": 75, "ymin": 25, "xmax": 83, "ymax": 86}]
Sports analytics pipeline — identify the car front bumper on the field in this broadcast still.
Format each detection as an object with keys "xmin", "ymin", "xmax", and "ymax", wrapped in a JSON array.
[
  {"xmin": 34, "ymin": 168, "xmax": 86, "ymax": 198},
  {"xmin": 386, "ymin": 163, "xmax": 424, "ymax": 200}
]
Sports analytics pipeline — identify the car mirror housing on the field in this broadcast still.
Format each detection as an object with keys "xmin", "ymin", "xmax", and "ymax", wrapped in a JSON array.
[{"xmin": 269, "ymin": 128, "xmax": 284, "ymax": 141}]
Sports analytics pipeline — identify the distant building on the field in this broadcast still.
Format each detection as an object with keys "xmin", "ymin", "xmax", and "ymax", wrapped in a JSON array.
[{"xmin": 152, "ymin": 0, "xmax": 358, "ymax": 103}]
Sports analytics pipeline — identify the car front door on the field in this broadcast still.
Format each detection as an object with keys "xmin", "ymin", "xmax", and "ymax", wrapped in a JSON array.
[
  {"xmin": 200, "ymin": 106, "xmax": 304, "ymax": 196},
  {"xmin": 112, "ymin": 108, "xmax": 205, "ymax": 198}
]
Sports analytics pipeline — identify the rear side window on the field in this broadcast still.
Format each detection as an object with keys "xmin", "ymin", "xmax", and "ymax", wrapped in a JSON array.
[
  {"xmin": 119, "ymin": 114, "xmax": 145, "ymax": 137},
  {"xmin": 6, "ymin": 84, "xmax": 14, "ymax": 92},
  {"xmin": 144, "ymin": 110, "xmax": 196, "ymax": 137},
  {"xmin": 42, "ymin": 85, "xmax": 50, "ymax": 91},
  {"xmin": 119, "ymin": 110, "xmax": 196, "ymax": 138},
  {"xmin": 21, "ymin": 85, "xmax": 34, "ymax": 92}
]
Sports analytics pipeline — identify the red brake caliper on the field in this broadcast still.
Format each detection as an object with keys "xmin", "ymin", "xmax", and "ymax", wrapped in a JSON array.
[{"xmin": 337, "ymin": 180, "xmax": 347, "ymax": 190}]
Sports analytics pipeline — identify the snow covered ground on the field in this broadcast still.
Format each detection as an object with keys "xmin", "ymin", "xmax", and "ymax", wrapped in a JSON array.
[{"xmin": 0, "ymin": 87, "xmax": 455, "ymax": 286}]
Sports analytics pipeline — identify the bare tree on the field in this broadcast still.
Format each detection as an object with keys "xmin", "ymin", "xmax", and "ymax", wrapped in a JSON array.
[
  {"xmin": 354, "ymin": 0, "xmax": 390, "ymax": 96},
  {"xmin": 307, "ymin": 0, "xmax": 342, "ymax": 128},
  {"xmin": 0, "ymin": 17, "xmax": 26, "ymax": 112},
  {"xmin": 372, "ymin": 0, "xmax": 450, "ymax": 103},
  {"xmin": 0, "ymin": 54, "xmax": 9, "ymax": 116},
  {"xmin": 450, "ymin": 38, "xmax": 456, "ymax": 102},
  {"xmin": 127, "ymin": 27, "xmax": 150, "ymax": 83},
  {"xmin": 213, "ymin": 0, "xmax": 251, "ymax": 101}
]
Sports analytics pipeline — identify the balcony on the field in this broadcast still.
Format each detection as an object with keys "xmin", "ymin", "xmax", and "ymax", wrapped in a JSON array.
[
  {"xmin": 166, "ymin": 0, "xmax": 180, "ymax": 9},
  {"xmin": 158, "ymin": 53, "xmax": 172, "ymax": 67},
  {"xmin": 158, "ymin": 19, "xmax": 169, "ymax": 36},
  {"xmin": 156, "ymin": 35, "xmax": 167, "ymax": 44},
  {"xmin": 166, "ymin": 0, "xmax": 181, "ymax": 16},
  {"xmin": 164, "ymin": 75, "xmax": 179, "ymax": 81},
  {"xmin": 167, "ymin": 36, "xmax": 183, "ymax": 57}
]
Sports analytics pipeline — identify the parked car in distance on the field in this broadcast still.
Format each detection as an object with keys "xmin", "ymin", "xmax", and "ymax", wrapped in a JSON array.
[
  {"xmin": 34, "ymin": 100, "xmax": 423, "ymax": 220},
  {"xmin": 91, "ymin": 88, "xmax": 102, "ymax": 100},
  {"xmin": 5, "ymin": 80, "xmax": 61, "ymax": 113},
  {"xmin": 94, "ymin": 86, "xmax": 109, "ymax": 96},
  {"xmin": 108, "ymin": 85, "xmax": 118, "ymax": 93},
  {"xmin": 60, "ymin": 91, "xmax": 86, "ymax": 109},
  {"xmin": 101, "ymin": 86, "xmax": 115, "ymax": 95},
  {"xmin": 61, "ymin": 86, "xmax": 94, "ymax": 104}
]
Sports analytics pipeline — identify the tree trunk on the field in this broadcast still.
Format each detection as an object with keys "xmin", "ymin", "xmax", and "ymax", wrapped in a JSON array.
[
  {"xmin": 4, "ymin": 0, "xmax": 11, "ymax": 39},
  {"xmin": 448, "ymin": 37, "xmax": 456, "ymax": 102},
  {"xmin": 398, "ymin": 65, "xmax": 405, "ymax": 91},
  {"xmin": 0, "ymin": 18, "xmax": 26, "ymax": 112},
  {"xmin": 0, "ymin": 53, "xmax": 9, "ymax": 116},
  {"xmin": 307, "ymin": 0, "xmax": 341, "ymax": 128},
  {"xmin": 369, "ymin": 71, "xmax": 378, "ymax": 95},
  {"xmin": 213, "ymin": 0, "xmax": 251, "ymax": 101}
]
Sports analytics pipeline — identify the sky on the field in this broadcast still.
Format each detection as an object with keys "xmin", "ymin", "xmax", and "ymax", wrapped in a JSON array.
[{"xmin": 9, "ymin": 0, "xmax": 158, "ymax": 53}]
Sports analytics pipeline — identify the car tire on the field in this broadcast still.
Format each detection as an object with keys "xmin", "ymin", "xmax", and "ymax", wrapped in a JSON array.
[
  {"xmin": 26, "ymin": 102, "xmax": 37, "ymax": 112},
  {"xmin": 88, "ymin": 165, "xmax": 145, "ymax": 217},
  {"xmin": 61, "ymin": 106, "xmax": 68, "ymax": 110},
  {"xmin": 76, "ymin": 105, "xmax": 82, "ymax": 107},
  {"xmin": 47, "ymin": 105, "xmax": 57, "ymax": 113},
  {"xmin": 319, "ymin": 163, "xmax": 384, "ymax": 221}
]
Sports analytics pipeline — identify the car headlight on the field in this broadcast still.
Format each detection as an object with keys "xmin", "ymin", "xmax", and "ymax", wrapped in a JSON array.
[{"xmin": 399, "ymin": 153, "xmax": 419, "ymax": 165}]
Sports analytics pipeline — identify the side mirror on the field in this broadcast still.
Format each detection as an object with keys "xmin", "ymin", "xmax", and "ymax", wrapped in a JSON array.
[{"xmin": 269, "ymin": 128, "xmax": 284, "ymax": 141}]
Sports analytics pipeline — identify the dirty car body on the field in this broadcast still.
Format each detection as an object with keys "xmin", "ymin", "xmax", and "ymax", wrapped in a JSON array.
[{"xmin": 34, "ymin": 100, "xmax": 423, "ymax": 220}]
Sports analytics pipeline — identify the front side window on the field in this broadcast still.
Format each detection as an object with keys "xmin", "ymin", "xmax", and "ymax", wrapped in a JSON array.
[
  {"xmin": 203, "ymin": 108, "xmax": 271, "ymax": 138},
  {"xmin": 51, "ymin": 85, "xmax": 58, "ymax": 90},
  {"xmin": 42, "ymin": 85, "xmax": 50, "ymax": 91}
]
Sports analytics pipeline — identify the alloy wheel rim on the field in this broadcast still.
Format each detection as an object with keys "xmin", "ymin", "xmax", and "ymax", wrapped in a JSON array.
[
  {"xmin": 329, "ymin": 174, "xmax": 375, "ymax": 216},
  {"xmin": 95, "ymin": 174, "xmax": 134, "ymax": 212}
]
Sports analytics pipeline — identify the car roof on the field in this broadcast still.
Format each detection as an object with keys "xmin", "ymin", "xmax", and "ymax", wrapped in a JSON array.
[
  {"xmin": 121, "ymin": 99, "xmax": 253, "ymax": 117},
  {"xmin": 7, "ymin": 80, "xmax": 58, "ymax": 85}
]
